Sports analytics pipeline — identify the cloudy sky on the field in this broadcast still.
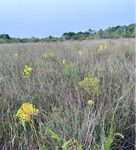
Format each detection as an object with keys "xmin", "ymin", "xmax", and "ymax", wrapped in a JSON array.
[{"xmin": 0, "ymin": 0, "xmax": 135, "ymax": 38}]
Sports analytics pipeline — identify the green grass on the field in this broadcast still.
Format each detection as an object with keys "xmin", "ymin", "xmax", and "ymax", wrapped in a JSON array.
[{"xmin": 0, "ymin": 39, "xmax": 135, "ymax": 150}]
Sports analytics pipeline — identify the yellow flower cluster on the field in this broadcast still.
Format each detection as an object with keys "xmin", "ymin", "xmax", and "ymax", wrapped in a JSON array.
[
  {"xmin": 22, "ymin": 66, "xmax": 32, "ymax": 78},
  {"xmin": 99, "ymin": 45, "xmax": 103, "ymax": 51},
  {"xmin": 15, "ymin": 54, "xmax": 18, "ymax": 56},
  {"xmin": 99, "ymin": 44, "xmax": 108, "ymax": 51},
  {"xmin": 16, "ymin": 102, "xmax": 39, "ymax": 124},
  {"xmin": 104, "ymin": 44, "xmax": 108, "ymax": 49},
  {"xmin": 77, "ymin": 51, "xmax": 82, "ymax": 55},
  {"xmin": 41, "ymin": 53, "xmax": 56, "ymax": 61},
  {"xmin": 62, "ymin": 59, "xmax": 66, "ymax": 64},
  {"xmin": 79, "ymin": 76, "xmax": 100, "ymax": 94},
  {"xmin": 88, "ymin": 100, "xmax": 94, "ymax": 105}
]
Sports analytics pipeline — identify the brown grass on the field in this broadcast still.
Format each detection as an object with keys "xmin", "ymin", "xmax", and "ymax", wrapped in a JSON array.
[{"xmin": 0, "ymin": 38, "xmax": 135, "ymax": 150}]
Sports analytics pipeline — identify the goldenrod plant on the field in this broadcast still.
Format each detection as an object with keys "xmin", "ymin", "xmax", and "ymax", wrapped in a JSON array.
[
  {"xmin": 78, "ymin": 76, "xmax": 100, "ymax": 95},
  {"xmin": 16, "ymin": 102, "xmax": 40, "ymax": 148},
  {"xmin": 99, "ymin": 44, "xmax": 108, "ymax": 51},
  {"xmin": 99, "ymin": 45, "xmax": 103, "ymax": 51},
  {"xmin": 88, "ymin": 100, "xmax": 94, "ymax": 105},
  {"xmin": 22, "ymin": 65, "xmax": 32, "ymax": 78},
  {"xmin": 41, "ymin": 53, "xmax": 56, "ymax": 61},
  {"xmin": 77, "ymin": 51, "xmax": 82, "ymax": 55},
  {"xmin": 62, "ymin": 59, "xmax": 66, "ymax": 64}
]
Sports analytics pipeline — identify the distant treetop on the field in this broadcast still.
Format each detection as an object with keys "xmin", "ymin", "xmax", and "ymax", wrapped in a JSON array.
[{"xmin": 0, "ymin": 23, "xmax": 135, "ymax": 44}]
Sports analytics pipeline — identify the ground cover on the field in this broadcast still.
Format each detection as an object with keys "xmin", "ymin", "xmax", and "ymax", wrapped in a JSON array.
[{"xmin": 0, "ymin": 38, "xmax": 135, "ymax": 149}]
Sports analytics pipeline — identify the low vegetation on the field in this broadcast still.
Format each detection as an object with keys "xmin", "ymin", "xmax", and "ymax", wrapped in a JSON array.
[{"xmin": 0, "ymin": 38, "xmax": 135, "ymax": 149}]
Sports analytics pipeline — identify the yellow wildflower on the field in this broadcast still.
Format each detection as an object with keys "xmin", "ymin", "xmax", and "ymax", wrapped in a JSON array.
[
  {"xmin": 78, "ymin": 76, "xmax": 100, "ymax": 94},
  {"xmin": 15, "ymin": 54, "xmax": 18, "ymax": 56},
  {"xmin": 16, "ymin": 102, "xmax": 39, "ymax": 124},
  {"xmin": 22, "ymin": 66, "xmax": 32, "ymax": 78},
  {"xmin": 99, "ymin": 45, "xmax": 103, "ymax": 51},
  {"xmin": 24, "ymin": 69, "xmax": 27, "ymax": 72},
  {"xmin": 77, "ymin": 51, "xmax": 82, "ymax": 55},
  {"xmin": 99, "ymin": 45, "xmax": 103, "ymax": 49},
  {"xmin": 25, "ymin": 72, "xmax": 30, "ymax": 75},
  {"xmin": 104, "ymin": 44, "xmax": 108, "ymax": 49},
  {"xmin": 62, "ymin": 59, "xmax": 66, "ymax": 64},
  {"xmin": 88, "ymin": 100, "xmax": 94, "ymax": 105},
  {"xmin": 41, "ymin": 53, "xmax": 56, "ymax": 61},
  {"xmin": 27, "ymin": 67, "xmax": 32, "ymax": 72}
]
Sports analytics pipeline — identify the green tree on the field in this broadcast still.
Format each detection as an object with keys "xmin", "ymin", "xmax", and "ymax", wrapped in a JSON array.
[{"xmin": 122, "ymin": 31, "xmax": 131, "ymax": 38}]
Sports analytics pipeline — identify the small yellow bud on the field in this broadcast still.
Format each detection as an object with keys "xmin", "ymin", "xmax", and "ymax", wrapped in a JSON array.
[
  {"xmin": 88, "ymin": 100, "xmax": 94, "ymax": 105},
  {"xmin": 62, "ymin": 59, "xmax": 66, "ymax": 64},
  {"xmin": 77, "ymin": 51, "xmax": 82, "ymax": 55}
]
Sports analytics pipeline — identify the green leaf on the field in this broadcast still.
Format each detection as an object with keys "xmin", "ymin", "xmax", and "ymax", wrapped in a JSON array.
[
  {"xmin": 56, "ymin": 95, "xmax": 59, "ymax": 101},
  {"xmin": 74, "ymin": 121, "xmax": 79, "ymax": 131},
  {"xmin": 88, "ymin": 72, "xmax": 90, "ymax": 77},
  {"xmin": 45, "ymin": 129, "xmax": 48, "ymax": 136},
  {"xmin": 114, "ymin": 133, "xmax": 124, "ymax": 139},
  {"xmin": 62, "ymin": 138, "xmax": 73, "ymax": 148},
  {"xmin": 21, "ymin": 117, "xmax": 26, "ymax": 132},
  {"xmin": 47, "ymin": 128, "xmax": 61, "ymax": 141}
]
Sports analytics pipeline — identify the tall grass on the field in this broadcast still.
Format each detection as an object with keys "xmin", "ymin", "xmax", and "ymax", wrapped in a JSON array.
[{"xmin": 0, "ymin": 38, "xmax": 135, "ymax": 150}]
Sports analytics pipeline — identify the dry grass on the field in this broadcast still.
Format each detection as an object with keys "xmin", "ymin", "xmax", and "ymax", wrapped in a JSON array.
[{"xmin": 0, "ymin": 38, "xmax": 135, "ymax": 150}]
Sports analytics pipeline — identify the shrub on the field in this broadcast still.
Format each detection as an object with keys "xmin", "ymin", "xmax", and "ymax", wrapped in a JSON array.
[{"xmin": 41, "ymin": 53, "xmax": 56, "ymax": 61}]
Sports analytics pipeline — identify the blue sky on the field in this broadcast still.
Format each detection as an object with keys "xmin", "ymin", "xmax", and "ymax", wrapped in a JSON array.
[{"xmin": 0, "ymin": 0, "xmax": 135, "ymax": 38}]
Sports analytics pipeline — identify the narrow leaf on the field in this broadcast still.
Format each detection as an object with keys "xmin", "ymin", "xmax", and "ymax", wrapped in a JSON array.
[
  {"xmin": 47, "ymin": 129, "xmax": 61, "ymax": 141},
  {"xmin": 114, "ymin": 133, "xmax": 124, "ymax": 139},
  {"xmin": 62, "ymin": 138, "xmax": 73, "ymax": 148},
  {"xmin": 74, "ymin": 121, "xmax": 79, "ymax": 131},
  {"xmin": 88, "ymin": 72, "xmax": 90, "ymax": 77},
  {"xmin": 21, "ymin": 117, "xmax": 26, "ymax": 132}
]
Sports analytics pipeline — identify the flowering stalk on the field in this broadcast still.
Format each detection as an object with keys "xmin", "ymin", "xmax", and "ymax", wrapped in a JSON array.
[
  {"xmin": 16, "ymin": 102, "xmax": 40, "ymax": 148},
  {"xmin": 29, "ymin": 118, "xmax": 40, "ymax": 149}
]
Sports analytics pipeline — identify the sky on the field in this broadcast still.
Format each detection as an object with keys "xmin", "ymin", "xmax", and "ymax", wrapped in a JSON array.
[{"xmin": 0, "ymin": 0, "xmax": 135, "ymax": 38}]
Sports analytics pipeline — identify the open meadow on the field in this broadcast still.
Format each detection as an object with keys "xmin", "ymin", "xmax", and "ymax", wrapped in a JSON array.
[{"xmin": 0, "ymin": 38, "xmax": 135, "ymax": 150}]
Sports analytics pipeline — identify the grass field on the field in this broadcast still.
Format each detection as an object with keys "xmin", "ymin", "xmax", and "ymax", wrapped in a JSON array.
[{"xmin": 0, "ymin": 38, "xmax": 135, "ymax": 150}]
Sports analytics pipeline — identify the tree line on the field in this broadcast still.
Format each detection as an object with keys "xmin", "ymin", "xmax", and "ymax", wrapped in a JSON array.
[{"xmin": 0, "ymin": 23, "xmax": 135, "ymax": 44}]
